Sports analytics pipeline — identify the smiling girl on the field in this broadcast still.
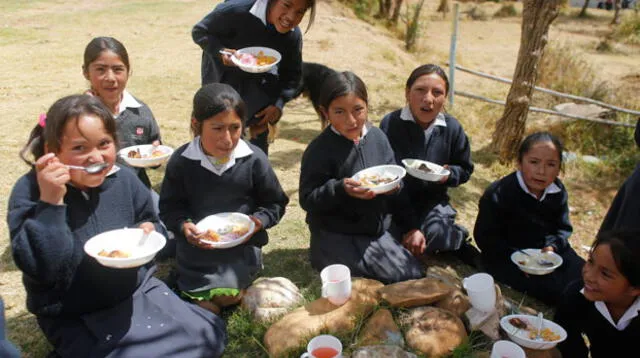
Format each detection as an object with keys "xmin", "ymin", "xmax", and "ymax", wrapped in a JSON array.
[
  {"xmin": 555, "ymin": 230, "xmax": 640, "ymax": 357},
  {"xmin": 474, "ymin": 131, "xmax": 585, "ymax": 306},
  {"xmin": 192, "ymin": 0, "xmax": 316, "ymax": 155}
]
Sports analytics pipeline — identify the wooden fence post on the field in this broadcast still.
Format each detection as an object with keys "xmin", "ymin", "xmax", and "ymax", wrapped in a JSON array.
[{"xmin": 448, "ymin": 3, "xmax": 459, "ymax": 108}]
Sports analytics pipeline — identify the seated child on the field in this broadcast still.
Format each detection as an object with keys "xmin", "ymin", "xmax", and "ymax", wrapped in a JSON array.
[
  {"xmin": 299, "ymin": 71, "xmax": 425, "ymax": 284},
  {"xmin": 0, "ymin": 298, "xmax": 20, "ymax": 358},
  {"xmin": 555, "ymin": 230, "xmax": 640, "ymax": 358},
  {"xmin": 159, "ymin": 83, "xmax": 289, "ymax": 314},
  {"xmin": 474, "ymin": 131, "xmax": 584, "ymax": 306},
  {"xmin": 7, "ymin": 95, "xmax": 226, "ymax": 357}
]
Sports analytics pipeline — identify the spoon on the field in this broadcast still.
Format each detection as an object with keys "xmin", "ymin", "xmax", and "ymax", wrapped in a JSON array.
[
  {"xmin": 66, "ymin": 162, "xmax": 110, "ymax": 174},
  {"xmin": 513, "ymin": 248, "xmax": 555, "ymax": 267},
  {"xmin": 218, "ymin": 50, "xmax": 237, "ymax": 58},
  {"xmin": 535, "ymin": 312, "xmax": 544, "ymax": 340}
]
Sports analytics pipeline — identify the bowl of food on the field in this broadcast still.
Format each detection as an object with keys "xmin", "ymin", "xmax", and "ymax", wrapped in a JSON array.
[
  {"xmin": 500, "ymin": 314, "xmax": 567, "ymax": 350},
  {"xmin": 84, "ymin": 228, "xmax": 166, "ymax": 269},
  {"xmin": 195, "ymin": 212, "xmax": 256, "ymax": 249},
  {"xmin": 119, "ymin": 144, "xmax": 173, "ymax": 168},
  {"xmin": 510, "ymin": 249, "xmax": 563, "ymax": 275},
  {"xmin": 402, "ymin": 158, "xmax": 450, "ymax": 182},
  {"xmin": 352, "ymin": 164, "xmax": 406, "ymax": 194},
  {"xmin": 231, "ymin": 47, "xmax": 281, "ymax": 74}
]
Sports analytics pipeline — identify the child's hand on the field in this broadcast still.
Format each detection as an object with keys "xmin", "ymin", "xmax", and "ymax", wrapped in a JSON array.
[
  {"xmin": 183, "ymin": 221, "xmax": 218, "ymax": 250},
  {"xmin": 220, "ymin": 48, "xmax": 237, "ymax": 67},
  {"xmin": 402, "ymin": 229, "xmax": 426, "ymax": 257},
  {"xmin": 138, "ymin": 222, "xmax": 155, "ymax": 234},
  {"xmin": 255, "ymin": 105, "xmax": 282, "ymax": 125},
  {"xmin": 343, "ymin": 178, "xmax": 375, "ymax": 200},
  {"xmin": 438, "ymin": 165, "xmax": 450, "ymax": 184},
  {"xmin": 35, "ymin": 153, "xmax": 70, "ymax": 205},
  {"xmin": 239, "ymin": 216, "xmax": 263, "ymax": 244}
]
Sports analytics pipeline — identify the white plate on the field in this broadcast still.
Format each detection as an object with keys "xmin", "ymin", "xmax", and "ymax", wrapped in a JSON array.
[
  {"xmin": 231, "ymin": 47, "xmax": 281, "ymax": 73},
  {"xmin": 84, "ymin": 228, "xmax": 166, "ymax": 269},
  {"xmin": 402, "ymin": 158, "xmax": 450, "ymax": 182},
  {"xmin": 500, "ymin": 314, "xmax": 567, "ymax": 350},
  {"xmin": 119, "ymin": 144, "xmax": 173, "ymax": 168},
  {"xmin": 352, "ymin": 165, "xmax": 406, "ymax": 194},
  {"xmin": 510, "ymin": 249, "xmax": 563, "ymax": 275},
  {"xmin": 195, "ymin": 212, "xmax": 255, "ymax": 249}
]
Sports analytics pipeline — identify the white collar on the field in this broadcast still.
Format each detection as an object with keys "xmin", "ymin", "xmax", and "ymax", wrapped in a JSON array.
[
  {"xmin": 249, "ymin": 0, "xmax": 269, "ymax": 26},
  {"xmin": 581, "ymin": 288, "xmax": 640, "ymax": 331},
  {"xmin": 181, "ymin": 137, "xmax": 253, "ymax": 176},
  {"xmin": 400, "ymin": 106, "xmax": 447, "ymax": 130},
  {"xmin": 516, "ymin": 170, "xmax": 561, "ymax": 201},
  {"xmin": 117, "ymin": 90, "xmax": 142, "ymax": 116},
  {"xmin": 329, "ymin": 122, "xmax": 369, "ymax": 141}
]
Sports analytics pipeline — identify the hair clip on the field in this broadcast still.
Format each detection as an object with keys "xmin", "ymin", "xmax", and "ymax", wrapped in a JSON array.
[{"xmin": 38, "ymin": 113, "xmax": 46, "ymax": 128}]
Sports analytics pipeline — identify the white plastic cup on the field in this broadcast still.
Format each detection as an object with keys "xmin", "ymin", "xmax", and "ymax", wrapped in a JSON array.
[
  {"xmin": 462, "ymin": 272, "xmax": 496, "ymax": 313},
  {"xmin": 490, "ymin": 340, "xmax": 526, "ymax": 358},
  {"xmin": 300, "ymin": 334, "xmax": 343, "ymax": 358},
  {"xmin": 320, "ymin": 264, "xmax": 352, "ymax": 306}
]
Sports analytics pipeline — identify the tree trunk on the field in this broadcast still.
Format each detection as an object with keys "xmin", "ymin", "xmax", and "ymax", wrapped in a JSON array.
[
  {"xmin": 437, "ymin": 0, "xmax": 450, "ymax": 18},
  {"xmin": 611, "ymin": 0, "xmax": 622, "ymax": 24},
  {"xmin": 579, "ymin": 0, "xmax": 590, "ymax": 17},
  {"xmin": 391, "ymin": 0, "xmax": 404, "ymax": 23},
  {"xmin": 490, "ymin": 0, "xmax": 562, "ymax": 163},
  {"xmin": 405, "ymin": 0, "xmax": 426, "ymax": 51}
]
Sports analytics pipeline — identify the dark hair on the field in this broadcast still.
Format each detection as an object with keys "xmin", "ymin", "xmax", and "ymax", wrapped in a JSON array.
[
  {"xmin": 318, "ymin": 71, "xmax": 368, "ymax": 112},
  {"xmin": 267, "ymin": 0, "xmax": 316, "ymax": 33},
  {"xmin": 82, "ymin": 37, "xmax": 130, "ymax": 74},
  {"xmin": 592, "ymin": 230, "xmax": 640, "ymax": 288},
  {"xmin": 517, "ymin": 131, "xmax": 564, "ymax": 166},
  {"xmin": 191, "ymin": 83, "xmax": 247, "ymax": 136},
  {"xmin": 405, "ymin": 64, "xmax": 450, "ymax": 95},
  {"xmin": 19, "ymin": 95, "xmax": 117, "ymax": 166}
]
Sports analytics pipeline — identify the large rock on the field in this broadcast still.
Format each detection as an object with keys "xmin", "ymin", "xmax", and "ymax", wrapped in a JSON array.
[
  {"xmin": 352, "ymin": 345, "xmax": 417, "ymax": 358},
  {"xmin": 552, "ymin": 102, "xmax": 616, "ymax": 120},
  {"xmin": 435, "ymin": 288, "xmax": 471, "ymax": 317},
  {"xmin": 401, "ymin": 306, "xmax": 468, "ymax": 357},
  {"xmin": 379, "ymin": 277, "xmax": 452, "ymax": 308},
  {"xmin": 358, "ymin": 309, "xmax": 403, "ymax": 347},
  {"xmin": 241, "ymin": 277, "xmax": 303, "ymax": 322},
  {"xmin": 264, "ymin": 278, "xmax": 384, "ymax": 357}
]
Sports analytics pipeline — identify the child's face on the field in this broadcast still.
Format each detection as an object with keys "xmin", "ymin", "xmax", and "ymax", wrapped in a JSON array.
[
  {"xmin": 84, "ymin": 50, "xmax": 129, "ymax": 109},
  {"xmin": 405, "ymin": 73, "xmax": 447, "ymax": 129},
  {"xmin": 54, "ymin": 114, "xmax": 116, "ymax": 191},
  {"xmin": 323, "ymin": 93, "xmax": 367, "ymax": 141},
  {"xmin": 583, "ymin": 243, "xmax": 640, "ymax": 305},
  {"xmin": 517, "ymin": 141, "xmax": 560, "ymax": 198},
  {"xmin": 268, "ymin": 0, "xmax": 307, "ymax": 33},
  {"xmin": 198, "ymin": 110, "xmax": 243, "ymax": 158}
]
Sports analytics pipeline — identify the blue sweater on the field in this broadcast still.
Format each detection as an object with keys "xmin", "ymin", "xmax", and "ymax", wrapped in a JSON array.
[
  {"xmin": 192, "ymin": 0, "xmax": 302, "ymax": 121},
  {"xmin": 7, "ymin": 168, "xmax": 164, "ymax": 316}
]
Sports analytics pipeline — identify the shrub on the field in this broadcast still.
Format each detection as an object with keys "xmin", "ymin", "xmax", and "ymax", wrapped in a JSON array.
[
  {"xmin": 494, "ymin": 4, "xmax": 518, "ymax": 18},
  {"xmin": 611, "ymin": 13, "xmax": 640, "ymax": 45}
]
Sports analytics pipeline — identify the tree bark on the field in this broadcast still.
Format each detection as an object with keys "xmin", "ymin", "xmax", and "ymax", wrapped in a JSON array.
[
  {"xmin": 579, "ymin": 0, "xmax": 590, "ymax": 17},
  {"xmin": 490, "ymin": 0, "xmax": 562, "ymax": 163},
  {"xmin": 391, "ymin": 0, "xmax": 403, "ymax": 23},
  {"xmin": 611, "ymin": 0, "xmax": 622, "ymax": 24}
]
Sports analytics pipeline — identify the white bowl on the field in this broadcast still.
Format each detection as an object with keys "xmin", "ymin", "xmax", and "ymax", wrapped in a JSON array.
[
  {"xmin": 84, "ymin": 228, "xmax": 166, "ymax": 269},
  {"xmin": 510, "ymin": 249, "xmax": 563, "ymax": 275},
  {"xmin": 500, "ymin": 314, "xmax": 567, "ymax": 350},
  {"xmin": 119, "ymin": 144, "xmax": 173, "ymax": 168},
  {"xmin": 352, "ymin": 165, "xmax": 406, "ymax": 194},
  {"xmin": 232, "ymin": 47, "xmax": 281, "ymax": 74},
  {"xmin": 195, "ymin": 212, "xmax": 256, "ymax": 249},
  {"xmin": 402, "ymin": 158, "xmax": 450, "ymax": 182}
]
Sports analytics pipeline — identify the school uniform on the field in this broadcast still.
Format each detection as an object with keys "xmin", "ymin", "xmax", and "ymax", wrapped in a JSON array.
[
  {"xmin": 299, "ymin": 123, "xmax": 424, "ymax": 284},
  {"xmin": 380, "ymin": 108, "xmax": 474, "ymax": 252},
  {"xmin": 7, "ymin": 167, "xmax": 226, "ymax": 357},
  {"xmin": 555, "ymin": 280, "xmax": 640, "ymax": 358},
  {"xmin": 159, "ymin": 138, "xmax": 288, "ymax": 292},
  {"xmin": 192, "ymin": 0, "xmax": 303, "ymax": 153},
  {"xmin": 0, "ymin": 299, "xmax": 20, "ymax": 358},
  {"xmin": 474, "ymin": 171, "xmax": 585, "ymax": 306}
]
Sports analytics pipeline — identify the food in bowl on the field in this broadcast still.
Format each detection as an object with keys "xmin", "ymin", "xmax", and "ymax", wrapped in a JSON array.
[
  {"xmin": 127, "ymin": 148, "xmax": 166, "ymax": 159},
  {"xmin": 506, "ymin": 316, "xmax": 561, "ymax": 342},
  {"xmin": 417, "ymin": 163, "xmax": 436, "ymax": 174},
  {"xmin": 199, "ymin": 223, "xmax": 250, "ymax": 243},
  {"xmin": 237, "ymin": 51, "xmax": 277, "ymax": 67},
  {"xmin": 98, "ymin": 249, "xmax": 131, "ymax": 258},
  {"xmin": 358, "ymin": 173, "xmax": 398, "ymax": 188},
  {"xmin": 500, "ymin": 314, "xmax": 567, "ymax": 350}
]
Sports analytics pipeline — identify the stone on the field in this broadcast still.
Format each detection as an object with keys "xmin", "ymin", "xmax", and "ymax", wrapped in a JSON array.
[
  {"xmin": 426, "ymin": 266, "xmax": 462, "ymax": 288},
  {"xmin": 263, "ymin": 278, "xmax": 384, "ymax": 357},
  {"xmin": 401, "ymin": 306, "xmax": 467, "ymax": 357},
  {"xmin": 241, "ymin": 277, "xmax": 303, "ymax": 322},
  {"xmin": 352, "ymin": 345, "xmax": 418, "ymax": 358},
  {"xmin": 379, "ymin": 277, "xmax": 452, "ymax": 308},
  {"xmin": 553, "ymin": 102, "xmax": 616, "ymax": 120},
  {"xmin": 435, "ymin": 288, "xmax": 471, "ymax": 317},
  {"xmin": 358, "ymin": 309, "xmax": 403, "ymax": 347}
]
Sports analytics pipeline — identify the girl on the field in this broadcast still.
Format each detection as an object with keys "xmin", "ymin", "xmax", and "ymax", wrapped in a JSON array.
[
  {"xmin": 83, "ymin": 36, "xmax": 162, "ymax": 189},
  {"xmin": 380, "ymin": 64, "xmax": 478, "ymax": 265},
  {"xmin": 159, "ymin": 83, "xmax": 289, "ymax": 314},
  {"xmin": 7, "ymin": 95, "xmax": 226, "ymax": 357},
  {"xmin": 299, "ymin": 71, "xmax": 425, "ymax": 284},
  {"xmin": 192, "ymin": 0, "xmax": 316, "ymax": 155},
  {"xmin": 555, "ymin": 230, "xmax": 640, "ymax": 357},
  {"xmin": 474, "ymin": 131, "xmax": 585, "ymax": 306}
]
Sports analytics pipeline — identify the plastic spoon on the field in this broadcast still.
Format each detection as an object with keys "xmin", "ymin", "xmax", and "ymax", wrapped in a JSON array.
[
  {"xmin": 219, "ymin": 50, "xmax": 237, "ymax": 58},
  {"xmin": 66, "ymin": 163, "xmax": 109, "ymax": 174},
  {"xmin": 535, "ymin": 312, "xmax": 544, "ymax": 340}
]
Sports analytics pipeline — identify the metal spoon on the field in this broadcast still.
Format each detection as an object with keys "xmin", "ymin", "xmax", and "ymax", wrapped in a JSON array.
[{"xmin": 66, "ymin": 162, "xmax": 109, "ymax": 174}]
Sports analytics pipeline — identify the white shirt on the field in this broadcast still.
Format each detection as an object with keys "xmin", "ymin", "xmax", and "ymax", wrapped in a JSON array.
[
  {"xmin": 249, "ymin": 0, "xmax": 268, "ymax": 25},
  {"xmin": 581, "ymin": 288, "xmax": 640, "ymax": 331},
  {"xmin": 516, "ymin": 170, "xmax": 561, "ymax": 201},
  {"xmin": 116, "ymin": 90, "xmax": 142, "ymax": 116},
  {"xmin": 400, "ymin": 105, "xmax": 447, "ymax": 145},
  {"xmin": 181, "ymin": 137, "xmax": 253, "ymax": 176}
]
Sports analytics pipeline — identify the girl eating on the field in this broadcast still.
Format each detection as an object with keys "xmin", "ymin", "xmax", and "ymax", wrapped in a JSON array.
[
  {"xmin": 299, "ymin": 71, "xmax": 425, "ymax": 284},
  {"xmin": 7, "ymin": 95, "xmax": 226, "ymax": 357},
  {"xmin": 474, "ymin": 131, "xmax": 585, "ymax": 306}
]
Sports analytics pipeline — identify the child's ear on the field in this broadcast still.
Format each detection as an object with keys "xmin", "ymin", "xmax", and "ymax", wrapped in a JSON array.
[
  {"xmin": 82, "ymin": 65, "xmax": 89, "ymax": 80},
  {"xmin": 630, "ymin": 286, "xmax": 640, "ymax": 298},
  {"xmin": 320, "ymin": 106, "xmax": 328, "ymax": 121}
]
